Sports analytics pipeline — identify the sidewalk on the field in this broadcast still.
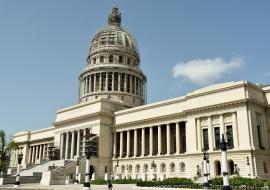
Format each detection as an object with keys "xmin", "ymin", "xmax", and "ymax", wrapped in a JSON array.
[{"xmin": 0, "ymin": 184, "xmax": 201, "ymax": 190}]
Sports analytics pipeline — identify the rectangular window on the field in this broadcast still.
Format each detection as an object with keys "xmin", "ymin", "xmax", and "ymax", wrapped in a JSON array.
[
  {"xmin": 90, "ymin": 75, "xmax": 94, "ymax": 92},
  {"xmin": 101, "ymin": 73, "xmax": 106, "ymax": 91},
  {"xmin": 202, "ymin": 128, "xmax": 209, "ymax": 150},
  {"xmin": 257, "ymin": 125, "xmax": 264, "ymax": 149},
  {"xmin": 226, "ymin": 125, "xmax": 234, "ymax": 149},
  {"xmin": 120, "ymin": 73, "xmax": 125, "ymax": 92},
  {"xmin": 214, "ymin": 127, "xmax": 220, "ymax": 150},
  {"xmin": 114, "ymin": 73, "xmax": 118, "ymax": 91},
  {"xmin": 108, "ymin": 72, "xmax": 112, "ymax": 91},
  {"xmin": 126, "ymin": 74, "xmax": 130, "ymax": 93}
]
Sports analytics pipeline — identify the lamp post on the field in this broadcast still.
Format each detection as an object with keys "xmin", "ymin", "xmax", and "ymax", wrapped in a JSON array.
[
  {"xmin": 14, "ymin": 152, "xmax": 23, "ymax": 187},
  {"xmin": 247, "ymin": 157, "xmax": 251, "ymax": 178},
  {"xmin": 206, "ymin": 152, "xmax": 211, "ymax": 185},
  {"xmin": 202, "ymin": 148, "xmax": 209, "ymax": 188},
  {"xmin": 151, "ymin": 161, "xmax": 155, "ymax": 181},
  {"xmin": 75, "ymin": 157, "xmax": 80, "ymax": 184},
  {"xmin": 220, "ymin": 134, "xmax": 232, "ymax": 190},
  {"xmin": 83, "ymin": 140, "xmax": 91, "ymax": 190}
]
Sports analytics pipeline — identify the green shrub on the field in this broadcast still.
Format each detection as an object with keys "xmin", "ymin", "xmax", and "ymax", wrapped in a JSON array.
[
  {"xmin": 113, "ymin": 179, "xmax": 140, "ymax": 184},
  {"xmin": 265, "ymin": 180, "xmax": 270, "ymax": 187},
  {"xmin": 211, "ymin": 177, "xmax": 264, "ymax": 187},
  {"xmin": 211, "ymin": 177, "xmax": 223, "ymax": 185},
  {"xmin": 136, "ymin": 177, "xmax": 194, "ymax": 187},
  {"xmin": 91, "ymin": 179, "xmax": 107, "ymax": 185}
]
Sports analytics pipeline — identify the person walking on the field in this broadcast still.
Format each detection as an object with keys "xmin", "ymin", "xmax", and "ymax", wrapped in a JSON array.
[{"xmin": 108, "ymin": 180, "xmax": 113, "ymax": 190}]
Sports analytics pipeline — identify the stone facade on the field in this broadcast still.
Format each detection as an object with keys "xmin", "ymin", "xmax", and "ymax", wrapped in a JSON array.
[{"xmin": 9, "ymin": 8, "xmax": 270, "ymax": 180}]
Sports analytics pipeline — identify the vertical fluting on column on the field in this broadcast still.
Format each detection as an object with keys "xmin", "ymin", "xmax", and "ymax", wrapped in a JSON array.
[
  {"xmin": 93, "ymin": 73, "xmax": 96, "ymax": 92},
  {"xmin": 166, "ymin": 124, "xmax": 171, "ymax": 155},
  {"xmin": 113, "ymin": 133, "xmax": 117, "ymax": 157},
  {"xmin": 118, "ymin": 73, "xmax": 121, "ymax": 91},
  {"xmin": 232, "ymin": 112, "xmax": 239, "ymax": 148},
  {"xmin": 158, "ymin": 125, "xmax": 162, "ymax": 155},
  {"xmin": 124, "ymin": 74, "xmax": 127, "ymax": 92},
  {"xmin": 197, "ymin": 118, "xmax": 202, "ymax": 151},
  {"xmin": 60, "ymin": 133, "xmax": 64, "ymax": 159},
  {"xmin": 134, "ymin": 129, "xmax": 137, "ymax": 157},
  {"xmin": 65, "ymin": 132, "xmax": 70, "ymax": 159},
  {"xmin": 149, "ymin": 126, "xmax": 153, "ymax": 156},
  {"xmin": 76, "ymin": 130, "xmax": 81, "ymax": 157},
  {"xmin": 28, "ymin": 146, "xmax": 32, "ymax": 164},
  {"xmin": 126, "ymin": 130, "xmax": 130, "ymax": 157},
  {"xmin": 141, "ymin": 128, "xmax": 145, "ymax": 156},
  {"xmin": 82, "ymin": 129, "xmax": 86, "ymax": 156},
  {"xmin": 112, "ymin": 72, "xmax": 115, "ymax": 91},
  {"xmin": 120, "ymin": 131, "xmax": 123, "ymax": 158},
  {"xmin": 71, "ymin": 131, "xmax": 75, "ymax": 159},
  {"xmin": 176, "ymin": 122, "xmax": 180, "ymax": 154},
  {"xmin": 208, "ymin": 116, "xmax": 214, "ymax": 151}
]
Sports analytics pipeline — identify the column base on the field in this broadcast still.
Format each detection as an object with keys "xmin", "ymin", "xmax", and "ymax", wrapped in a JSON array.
[{"xmin": 222, "ymin": 185, "xmax": 232, "ymax": 190}]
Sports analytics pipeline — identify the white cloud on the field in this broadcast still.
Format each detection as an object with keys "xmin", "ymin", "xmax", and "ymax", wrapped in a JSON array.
[
  {"xmin": 172, "ymin": 57, "xmax": 244, "ymax": 85},
  {"xmin": 263, "ymin": 71, "xmax": 270, "ymax": 77}
]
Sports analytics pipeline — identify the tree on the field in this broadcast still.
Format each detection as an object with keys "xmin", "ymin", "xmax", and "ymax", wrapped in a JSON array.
[{"xmin": 0, "ymin": 130, "xmax": 18, "ymax": 174}]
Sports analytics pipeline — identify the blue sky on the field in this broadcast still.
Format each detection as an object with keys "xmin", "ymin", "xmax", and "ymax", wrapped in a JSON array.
[{"xmin": 0, "ymin": 1, "xmax": 269, "ymax": 137}]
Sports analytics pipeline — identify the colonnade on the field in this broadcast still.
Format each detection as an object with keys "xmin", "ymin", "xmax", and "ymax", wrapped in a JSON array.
[
  {"xmin": 60, "ymin": 128, "xmax": 92, "ymax": 160},
  {"xmin": 113, "ymin": 122, "xmax": 186, "ymax": 158},
  {"xmin": 28, "ymin": 143, "xmax": 49, "ymax": 164},
  {"xmin": 81, "ymin": 72, "xmax": 145, "ymax": 97}
]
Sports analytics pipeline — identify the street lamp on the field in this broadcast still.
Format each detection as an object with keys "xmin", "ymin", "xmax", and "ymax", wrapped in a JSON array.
[
  {"xmin": 202, "ymin": 148, "xmax": 209, "ymax": 188},
  {"xmin": 14, "ymin": 152, "xmax": 23, "ymax": 187},
  {"xmin": 151, "ymin": 161, "xmax": 155, "ymax": 181},
  {"xmin": 74, "ymin": 157, "xmax": 80, "ymax": 184},
  {"xmin": 206, "ymin": 152, "xmax": 211, "ymax": 185},
  {"xmin": 247, "ymin": 157, "xmax": 251, "ymax": 178},
  {"xmin": 82, "ymin": 140, "xmax": 91, "ymax": 190},
  {"xmin": 219, "ymin": 134, "xmax": 232, "ymax": 190}
]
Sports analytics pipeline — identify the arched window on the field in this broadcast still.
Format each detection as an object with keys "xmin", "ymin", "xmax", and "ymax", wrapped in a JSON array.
[
  {"xmin": 93, "ymin": 58, "xmax": 96, "ymax": 64},
  {"xmin": 180, "ymin": 162, "xmax": 185, "ymax": 173},
  {"xmin": 170, "ymin": 163, "xmax": 175, "ymax": 173},
  {"xmin": 160, "ymin": 163, "xmax": 166, "ymax": 173},
  {"xmin": 143, "ymin": 164, "xmax": 148, "ymax": 173},
  {"xmin": 121, "ymin": 165, "xmax": 125, "ymax": 173},
  {"xmin": 127, "ymin": 58, "xmax": 131, "ymax": 65},
  {"xmin": 214, "ymin": 160, "xmax": 221, "ymax": 176},
  {"xmin": 100, "ymin": 56, "xmax": 104, "ymax": 63},
  {"xmin": 228, "ymin": 160, "xmax": 234, "ymax": 175},
  {"xmin": 135, "ymin": 165, "xmax": 140, "ymax": 173},
  {"xmin": 128, "ymin": 165, "xmax": 132, "ymax": 174},
  {"xmin": 109, "ymin": 55, "xmax": 113, "ymax": 63}
]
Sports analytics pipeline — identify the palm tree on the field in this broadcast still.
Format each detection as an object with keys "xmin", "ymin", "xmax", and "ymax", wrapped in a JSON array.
[{"xmin": 0, "ymin": 130, "xmax": 18, "ymax": 174}]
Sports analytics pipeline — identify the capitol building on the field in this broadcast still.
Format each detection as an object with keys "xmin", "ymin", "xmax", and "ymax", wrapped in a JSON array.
[{"xmin": 8, "ymin": 7, "xmax": 270, "ymax": 183}]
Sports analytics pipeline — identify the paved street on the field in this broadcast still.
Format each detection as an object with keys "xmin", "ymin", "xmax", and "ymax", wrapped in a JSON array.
[{"xmin": 0, "ymin": 184, "xmax": 200, "ymax": 190}]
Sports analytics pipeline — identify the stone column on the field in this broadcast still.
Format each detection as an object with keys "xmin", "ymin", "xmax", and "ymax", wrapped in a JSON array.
[
  {"xmin": 89, "ymin": 76, "xmax": 92, "ymax": 92},
  {"xmin": 93, "ymin": 73, "xmax": 96, "ymax": 92},
  {"xmin": 60, "ymin": 133, "xmax": 64, "ymax": 159},
  {"xmin": 232, "ymin": 112, "xmax": 239, "ymax": 148},
  {"xmin": 197, "ymin": 118, "xmax": 202, "ymax": 151},
  {"xmin": 71, "ymin": 131, "xmax": 75, "ymax": 159},
  {"xmin": 39, "ymin": 145, "xmax": 42, "ymax": 161},
  {"xmin": 149, "ymin": 126, "xmax": 153, "ymax": 156},
  {"xmin": 120, "ymin": 131, "xmax": 123, "ymax": 158},
  {"xmin": 141, "ymin": 128, "xmax": 145, "ymax": 156},
  {"xmin": 82, "ymin": 129, "xmax": 86, "ymax": 156},
  {"xmin": 130, "ymin": 75, "xmax": 133, "ymax": 93},
  {"xmin": 124, "ymin": 74, "xmax": 127, "ymax": 92},
  {"xmin": 126, "ymin": 130, "xmax": 130, "ymax": 157},
  {"xmin": 208, "ymin": 117, "xmax": 214, "ymax": 151},
  {"xmin": 166, "ymin": 124, "xmax": 171, "ymax": 155},
  {"xmin": 76, "ymin": 131, "xmax": 81, "ymax": 157},
  {"xmin": 43, "ymin": 144, "xmax": 46, "ymax": 160},
  {"xmin": 118, "ymin": 73, "xmax": 121, "ymax": 91},
  {"xmin": 99, "ymin": 73, "xmax": 102, "ymax": 91},
  {"xmin": 28, "ymin": 146, "xmax": 32, "ymax": 164},
  {"xmin": 65, "ymin": 133, "xmax": 70, "ymax": 159},
  {"xmin": 112, "ymin": 72, "xmax": 115, "ymax": 91},
  {"xmin": 158, "ymin": 125, "xmax": 162, "ymax": 155},
  {"xmin": 134, "ymin": 129, "xmax": 137, "ymax": 157},
  {"xmin": 113, "ymin": 133, "xmax": 117, "ymax": 157},
  {"xmin": 134, "ymin": 77, "xmax": 137, "ymax": 95},
  {"xmin": 35, "ymin": 145, "xmax": 38, "ymax": 163},
  {"xmin": 105, "ymin": 72, "xmax": 108, "ymax": 91},
  {"xmin": 176, "ymin": 123, "xmax": 180, "ymax": 154}
]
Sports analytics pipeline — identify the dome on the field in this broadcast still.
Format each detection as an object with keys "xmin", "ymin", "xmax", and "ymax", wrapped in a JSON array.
[
  {"xmin": 87, "ymin": 7, "xmax": 139, "ymax": 63},
  {"xmin": 79, "ymin": 7, "xmax": 146, "ymax": 108}
]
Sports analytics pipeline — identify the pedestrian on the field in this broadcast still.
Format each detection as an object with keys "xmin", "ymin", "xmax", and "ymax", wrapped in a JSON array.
[{"xmin": 108, "ymin": 180, "xmax": 113, "ymax": 190}]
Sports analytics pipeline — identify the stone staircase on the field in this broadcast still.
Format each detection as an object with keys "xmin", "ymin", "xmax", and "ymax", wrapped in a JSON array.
[{"xmin": 19, "ymin": 160, "xmax": 70, "ymax": 176}]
